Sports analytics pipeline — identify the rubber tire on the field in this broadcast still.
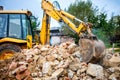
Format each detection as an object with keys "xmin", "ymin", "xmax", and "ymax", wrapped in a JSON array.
[{"xmin": 0, "ymin": 43, "xmax": 21, "ymax": 57}]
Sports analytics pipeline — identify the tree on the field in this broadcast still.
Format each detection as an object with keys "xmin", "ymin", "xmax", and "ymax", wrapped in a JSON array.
[
  {"xmin": 30, "ymin": 16, "xmax": 40, "ymax": 42},
  {"xmin": 30, "ymin": 16, "xmax": 40, "ymax": 30}
]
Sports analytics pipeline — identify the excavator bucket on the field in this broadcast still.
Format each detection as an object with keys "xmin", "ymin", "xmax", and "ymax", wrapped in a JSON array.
[{"xmin": 79, "ymin": 38, "xmax": 105, "ymax": 63}]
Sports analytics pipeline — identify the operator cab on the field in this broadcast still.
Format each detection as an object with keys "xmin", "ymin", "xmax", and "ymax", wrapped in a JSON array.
[
  {"xmin": 0, "ymin": 10, "xmax": 33, "ymax": 40},
  {"xmin": 0, "ymin": 10, "xmax": 34, "ymax": 60}
]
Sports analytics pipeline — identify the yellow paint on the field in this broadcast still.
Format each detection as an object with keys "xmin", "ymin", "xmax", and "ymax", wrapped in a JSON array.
[
  {"xmin": 27, "ymin": 35, "xmax": 32, "ymax": 49},
  {"xmin": 0, "ymin": 10, "xmax": 32, "ymax": 16},
  {"xmin": 0, "ymin": 37, "xmax": 27, "ymax": 43},
  {"xmin": 0, "ymin": 50, "xmax": 14, "ymax": 60}
]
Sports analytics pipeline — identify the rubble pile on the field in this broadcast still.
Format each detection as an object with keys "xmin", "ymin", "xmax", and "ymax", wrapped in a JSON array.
[{"xmin": 0, "ymin": 41, "xmax": 120, "ymax": 80}]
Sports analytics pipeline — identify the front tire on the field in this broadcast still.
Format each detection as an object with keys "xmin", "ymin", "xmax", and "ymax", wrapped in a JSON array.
[{"xmin": 0, "ymin": 43, "xmax": 21, "ymax": 60}]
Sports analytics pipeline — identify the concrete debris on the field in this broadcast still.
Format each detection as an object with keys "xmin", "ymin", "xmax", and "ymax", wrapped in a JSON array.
[
  {"xmin": 42, "ymin": 62, "xmax": 52, "ymax": 75},
  {"xmin": 103, "ymin": 52, "xmax": 120, "ymax": 67},
  {"xmin": 109, "ymin": 53, "xmax": 120, "ymax": 62},
  {"xmin": 52, "ymin": 68, "xmax": 64, "ymax": 77},
  {"xmin": 68, "ymin": 69, "xmax": 74, "ymax": 78},
  {"xmin": 0, "ymin": 41, "xmax": 120, "ymax": 80},
  {"xmin": 87, "ymin": 63, "xmax": 104, "ymax": 79}
]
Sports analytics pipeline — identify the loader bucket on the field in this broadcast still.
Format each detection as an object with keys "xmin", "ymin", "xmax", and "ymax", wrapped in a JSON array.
[{"xmin": 79, "ymin": 39, "xmax": 105, "ymax": 63}]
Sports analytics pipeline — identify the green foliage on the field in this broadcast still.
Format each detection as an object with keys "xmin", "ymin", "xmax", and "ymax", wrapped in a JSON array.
[
  {"xmin": 67, "ymin": 0, "xmax": 97, "ymax": 24},
  {"xmin": 30, "ymin": 16, "xmax": 40, "ymax": 30},
  {"xmin": 30, "ymin": 16, "xmax": 40, "ymax": 39}
]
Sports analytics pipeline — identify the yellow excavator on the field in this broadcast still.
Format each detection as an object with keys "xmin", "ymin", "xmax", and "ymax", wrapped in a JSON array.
[
  {"xmin": 0, "ymin": 0, "xmax": 105, "ymax": 62},
  {"xmin": 40, "ymin": 0, "xmax": 105, "ymax": 62}
]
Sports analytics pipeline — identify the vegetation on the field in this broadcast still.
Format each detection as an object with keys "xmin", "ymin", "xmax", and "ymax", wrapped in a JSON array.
[
  {"xmin": 62, "ymin": 0, "xmax": 120, "ymax": 47},
  {"xmin": 30, "ymin": 16, "xmax": 40, "ymax": 40},
  {"xmin": 30, "ymin": 16, "xmax": 40, "ymax": 30}
]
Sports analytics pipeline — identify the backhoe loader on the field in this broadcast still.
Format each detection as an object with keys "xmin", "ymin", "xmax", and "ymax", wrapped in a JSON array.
[{"xmin": 0, "ymin": 0, "xmax": 105, "ymax": 63}]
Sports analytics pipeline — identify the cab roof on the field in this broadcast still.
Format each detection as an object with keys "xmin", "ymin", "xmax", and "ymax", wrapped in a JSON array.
[{"xmin": 0, "ymin": 10, "xmax": 32, "ymax": 16}]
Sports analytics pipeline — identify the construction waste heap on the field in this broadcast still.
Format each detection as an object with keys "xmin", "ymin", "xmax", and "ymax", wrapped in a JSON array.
[{"xmin": 0, "ymin": 41, "xmax": 120, "ymax": 80}]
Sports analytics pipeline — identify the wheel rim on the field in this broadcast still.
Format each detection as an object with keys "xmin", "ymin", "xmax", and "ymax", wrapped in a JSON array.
[{"xmin": 0, "ymin": 50, "xmax": 15, "ymax": 60}]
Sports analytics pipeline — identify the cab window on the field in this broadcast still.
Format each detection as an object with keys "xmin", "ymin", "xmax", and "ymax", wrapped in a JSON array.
[
  {"xmin": 22, "ymin": 14, "xmax": 32, "ymax": 39},
  {"xmin": 9, "ymin": 14, "xmax": 22, "ymax": 39},
  {"xmin": 0, "ymin": 14, "xmax": 7, "ymax": 37}
]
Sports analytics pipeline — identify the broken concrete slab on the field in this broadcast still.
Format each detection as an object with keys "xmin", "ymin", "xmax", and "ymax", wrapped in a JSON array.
[{"xmin": 87, "ymin": 63, "xmax": 104, "ymax": 79}]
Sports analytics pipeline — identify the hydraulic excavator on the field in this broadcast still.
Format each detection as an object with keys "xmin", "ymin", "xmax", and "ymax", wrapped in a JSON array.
[
  {"xmin": 0, "ymin": 0, "xmax": 105, "ymax": 62},
  {"xmin": 40, "ymin": 0, "xmax": 105, "ymax": 62}
]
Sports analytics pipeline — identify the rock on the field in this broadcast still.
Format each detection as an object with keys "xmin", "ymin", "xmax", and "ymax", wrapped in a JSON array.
[
  {"xmin": 62, "ymin": 52, "xmax": 70, "ymax": 59},
  {"xmin": 109, "ymin": 53, "xmax": 120, "ymax": 63},
  {"xmin": 68, "ymin": 43, "xmax": 77, "ymax": 54},
  {"xmin": 87, "ymin": 63, "xmax": 104, "ymax": 79},
  {"xmin": 102, "ymin": 53, "xmax": 112, "ymax": 67},
  {"xmin": 103, "ymin": 53, "xmax": 120, "ymax": 67},
  {"xmin": 18, "ymin": 61, "xmax": 28, "ymax": 66},
  {"xmin": 69, "ymin": 62, "xmax": 81, "ymax": 71},
  {"xmin": 72, "ymin": 51, "xmax": 81, "ymax": 58},
  {"xmin": 41, "ymin": 76, "xmax": 58, "ymax": 80},
  {"xmin": 50, "ymin": 60, "xmax": 59, "ymax": 67},
  {"xmin": 36, "ymin": 55, "xmax": 46, "ymax": 66},
  {"xmin": 33, "ymin": 48, "xmax": 40, "ymax": 55},
  {"xmin": 52, "ymin": 68, "xmax": 64, "ymax": 77},
  {"xmin": 9, "ymin": 62, "xmax": 17, "ymax": 70},
  {"xmin": 80, "ymin": 65, "xmax": 88, "ymax": 73},
  {"xmin": 72, "ymin": 75, "xmax": 79, "ymax": 80},
  {"xmin": 83, "ymin": 75, "xmax": 93, "ymax": 80},
  {"xmin": 32, "ymin": 78, "xmax": 41, "ymax": 80},
  {"xmin": 46, "ymin": 54, "xmax": 55, "ymax": 61},
  {"xmin": 41, "ymin": 46, "xmax": 49, "ymax": 51},
  {"xmin": 109, "ymin": 73, "xmax": 118, "ymax": 80},
  {"xmin": 68, "ymin": 69, "xmax": 74, "ymax": 78},
  {"xmin": 63, "ymin": 77, "xmax": 71, "ymax": 80},
  {"xmin": 109, "ymin": 53, "xmax": 120, "ymax": 67},
  {"xmin": 15, "ymin": 70, "xmax": 31, "ymax": 80},
  {"xmin": 42, "ymin": 62, "xmax": 52, "ymax": 75},
  {"xmin": 76, "ymin": 69, "xmax": 81, "ymax": 76},
  {"xmin": 12, "ymin": 65, "xmax": 27, "ymax": 75},
  {"xmin": 38, "ymin": 72, "xmax": 43, "ymax": 77},
  {"xmin": 31, "ymin": 72, "xmax": 38, "ymax": 77},
  {"xmin": 33, "ymin": 44, "xmax": 42, "ymax": 49},
  {"xmin": 55, "ymin": 59, "xmax": 70, "ymax": 69},
  {"xmin": 108, "ymin": 67, "xmax": 115, "ymax": 73}
]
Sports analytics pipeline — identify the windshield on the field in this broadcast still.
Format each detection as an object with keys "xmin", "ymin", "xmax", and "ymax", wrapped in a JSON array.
[
  {"xmin": 0, "ymin": 13, "xmax": 32, "ymax": 40},
  {"xmin": 9, "ymin": 14, "xmax": 32, "ymax": 39}
]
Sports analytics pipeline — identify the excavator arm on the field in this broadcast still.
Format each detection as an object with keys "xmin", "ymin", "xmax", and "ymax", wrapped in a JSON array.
[
  {"xmin": 40, "ymin": 0, "xmax": 94, "ymax": 45},
  {"xmin": 40, "ymin": 0, "xmax": 105, "ymax": 63}
]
